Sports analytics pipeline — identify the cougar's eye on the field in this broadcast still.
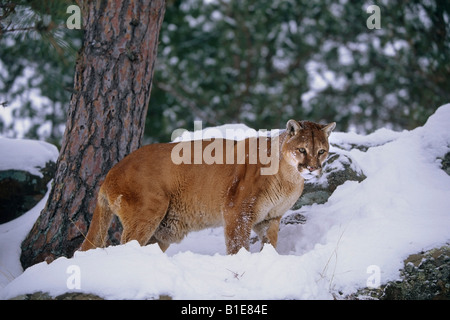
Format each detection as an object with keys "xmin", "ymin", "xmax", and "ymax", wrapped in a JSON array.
[
  {"xmin": 298, "ymin": 148, "xmax": 306, "ymax": 154},
  {"xmin": 318, "ymin": 149, "xmax": 326, "ymax": 155}
]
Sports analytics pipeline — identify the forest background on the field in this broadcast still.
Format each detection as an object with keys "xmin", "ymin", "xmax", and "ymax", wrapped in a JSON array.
[{"xmin": 0, "ymin": 0, "xmax": 449, "ymax": 146}]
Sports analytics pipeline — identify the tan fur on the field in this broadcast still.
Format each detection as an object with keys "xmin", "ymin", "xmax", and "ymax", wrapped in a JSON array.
[{"xmin": 80, "ymin": 120, "xmax": 335, "ymax": 254}]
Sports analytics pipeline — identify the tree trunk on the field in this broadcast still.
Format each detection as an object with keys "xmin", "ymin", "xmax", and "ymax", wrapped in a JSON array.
[{"xmin": 20, "ymin": 0, "xmax": 166, "ymax": 269}]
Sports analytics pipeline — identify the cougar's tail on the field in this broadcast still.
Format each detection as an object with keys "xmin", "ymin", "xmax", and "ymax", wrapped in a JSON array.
[{"xmin": 80, "ymin": 187, "xmax": 114, "ymax": 251}]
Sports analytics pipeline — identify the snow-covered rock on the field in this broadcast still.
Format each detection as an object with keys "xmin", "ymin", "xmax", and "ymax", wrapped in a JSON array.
[
  {"xmin": 0, "ymin": 138, "xmax": 58, "ymax": 223},
  {"xmin": 294, "ymin": 151, "xmax": 366, "ymax": 210}
]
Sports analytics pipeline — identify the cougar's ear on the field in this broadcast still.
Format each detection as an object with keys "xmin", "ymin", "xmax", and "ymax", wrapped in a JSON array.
[
  {"xmin": 322, "ymin": 122, "xmax": 336, "ymax": 137},
  {"xmin": 286, "ymin": 119, "xmax": 302, "ymax": 136}
]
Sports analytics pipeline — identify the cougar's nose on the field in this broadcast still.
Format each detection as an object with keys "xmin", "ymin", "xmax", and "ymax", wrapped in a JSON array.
[{"xmin": 307, "ymin": 166, "xmax": 316, "ymax": 172}]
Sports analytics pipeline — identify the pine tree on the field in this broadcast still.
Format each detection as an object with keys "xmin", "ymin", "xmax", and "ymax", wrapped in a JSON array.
[{"xmin": 20, "ymin": 0, "xmax": 166, "ymax": 268}]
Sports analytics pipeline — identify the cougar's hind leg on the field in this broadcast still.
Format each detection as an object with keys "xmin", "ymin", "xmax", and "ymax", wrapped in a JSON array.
[
  {"xmin": 147, "ymin": 236, "xmax": 171, "ymax": 252},
  {"xmin": 157, "ymin": 241, "xmax": 170, "ymax": 252},
  {"xmin": 119, "ymin": 194, "xmax": 170, "ymax": 247},
  {"xmin": 80, "ymin": 188, "xmax": 114, "ymax": 251}
]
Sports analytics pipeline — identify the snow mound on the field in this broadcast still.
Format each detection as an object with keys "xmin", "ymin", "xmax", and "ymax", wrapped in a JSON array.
[
  {"xmin": 1, "ymin": 104, "xmax": 449, "ymax": 299},
  {"xmin": 0, "ymin": 137, "xmax": 59, "ymax": 177}
]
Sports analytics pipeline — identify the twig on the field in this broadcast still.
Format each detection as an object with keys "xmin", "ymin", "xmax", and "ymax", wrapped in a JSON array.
[
  {"xmin": 226, "ymin": 268, "xmax": 245, "ymax": 280},
  {"xmin": 68, "ymin": 217, "xmax": 97, "ymax": 250},
  {"xmin": 0, "ymin": 265, "xmax": 16, "ymax": 286},
  {"xmin": 318, "ymin": 223, "xmax": 348, "ymax": 291}
]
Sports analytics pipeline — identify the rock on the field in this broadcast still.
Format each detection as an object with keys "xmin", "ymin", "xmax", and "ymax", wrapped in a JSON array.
[
  {"xmin": 54, "ymin": 292, "xmax": 105, "ymax": 300},
  {"xmin": 292, "ymin": 150, "xmax": 366, "ymax": 210},
  {"xmin": 294, "ymin": 128, "xmax": 403, "ymax": 211},
  {"xmin": 0, "ymin": 138, "xmax": 58, "ymax": 224},
  {"xmin": 440, "ymin": 152, "xmax": 450, "ymax": 176},
  {"xmin": 382, "ymin": 246, "xmax": 450, "ymax": 300},
  {"xmin": 348, "ymin": 245, "xmax": 450, "ymax": 300},
  {"xmin": 283, "ymin": 147, "xmax": 366, "ymax": 231},
  {"xmin": 0, "ymin": 161, "xmax": 56, "ymax": 224},
  {"xmin": 9, "ymin": 291, "xmax": 104, "ymax": 300},
  {"xmin": 9, "ymin": 291, "xmax": 173, "ymax": 300},
  {"xmin": 281, "ymin": 212, "xmax": 307, "ymax": 225}
]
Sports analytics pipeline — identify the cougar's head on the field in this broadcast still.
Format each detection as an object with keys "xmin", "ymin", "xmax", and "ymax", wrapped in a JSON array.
[{"xmin": 282, "ymin": 120, "xmax": 336, "ymax": 180}]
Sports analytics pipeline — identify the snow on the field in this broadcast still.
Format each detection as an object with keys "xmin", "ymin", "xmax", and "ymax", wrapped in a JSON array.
[
  {"xmin": 0, "ymin": 188, "xmax": 49, "ymax": 288},
  {"xmin": 1, "ymin": 104, "xmax": 450, "ymax": 300},
  {"xmin": 172, "ymin": 122, "xmax": 277, "ymax": 143},
  {"xmin": 0, "ymin": 137, "xmax": 59, "ymax": 177}
]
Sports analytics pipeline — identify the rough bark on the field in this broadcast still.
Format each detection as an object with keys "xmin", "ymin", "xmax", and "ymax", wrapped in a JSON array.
[{"xmin": 20, "ymin": 0, "xmax": 166, "ymax": 269}]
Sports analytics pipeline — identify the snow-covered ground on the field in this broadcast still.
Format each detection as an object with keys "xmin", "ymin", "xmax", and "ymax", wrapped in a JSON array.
[{"xmin": 0, "ymin": 104, "xmax": 449, "ymax": 300}]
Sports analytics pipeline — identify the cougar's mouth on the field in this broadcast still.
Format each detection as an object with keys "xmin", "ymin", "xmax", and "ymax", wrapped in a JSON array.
[{"xmin": 298, "ymin": 165, "xmax": 321, "ymax": 180}]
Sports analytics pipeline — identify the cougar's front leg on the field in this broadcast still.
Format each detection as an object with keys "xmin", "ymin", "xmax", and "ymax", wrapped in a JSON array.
[
  {"xmin": 223, "ymin": 208, "xmax": 255, "ymax": 255},
  {"xmin": 253, "ymin": 216, "xmax": 282, "ymax": 250}
]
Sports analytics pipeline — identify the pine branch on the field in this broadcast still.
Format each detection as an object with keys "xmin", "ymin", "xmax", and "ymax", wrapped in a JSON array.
[
  {"xmin": 0, "ymin": 3, "xmax": 16, "ymax": 20},
  {"xmin": 1, "ymin": 25, "xmax": 36, "ymax": 33}
]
